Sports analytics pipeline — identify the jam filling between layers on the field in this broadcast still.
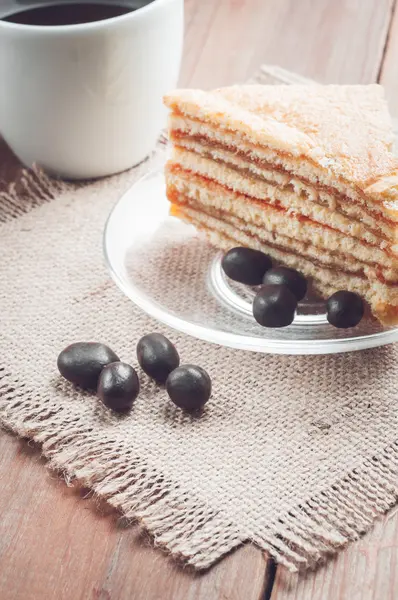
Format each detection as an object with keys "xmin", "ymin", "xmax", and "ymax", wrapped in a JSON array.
[
  {"xmin": 170, "ymin": 128, "xmax": 398, "ymax": 232},
  {"xmin": 167, "ymin": 164, "xmax": 398, "ymax": 274},
  {"xmin": 173, "ymin": 144, "xmax": 391, "ymax": 246},
  {"xmin": 168, "ymin": 186, "xmax": 398, "ymax": 288},
  {"xmin": 173, "ymin": 200, "xmax": 398, "ymax": 323}
]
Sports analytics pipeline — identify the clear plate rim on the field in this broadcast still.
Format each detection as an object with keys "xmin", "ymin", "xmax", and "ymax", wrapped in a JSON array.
[{"xmin": 103, "ymin": 169, "xmax": 398, "ymax": 355}]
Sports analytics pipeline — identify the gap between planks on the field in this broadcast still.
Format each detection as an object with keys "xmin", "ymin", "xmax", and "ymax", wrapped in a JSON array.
[{"xmin": 376, "ymin": 0, "xmax": 398, "ymax": 83}]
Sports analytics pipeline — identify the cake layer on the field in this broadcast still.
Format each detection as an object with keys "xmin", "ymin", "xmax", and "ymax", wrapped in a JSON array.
[
  {"xmin": 171, "ymin": 203, "xmax": 398, "ymax": 324},
  {"xmin": 169, "ymin": 186, "xmax": 386, "ymax": 282},
  {"xmin": 164, "ymin": 87, "xmax": 398, "ymax": 212},
  {"xmin": 171, "ymin": 145, "xmax": 395, "ymax": 247},
  {"xmin": 167, "ymin": 165, "xmax": 398, "ymax": 280},
  {"xmin": 171, "ymin": 134, "xmax": 396, "ymax": 241},
  {"xmin": 169, "ymin": 113, "xmax": 398, "ymax": 228}
]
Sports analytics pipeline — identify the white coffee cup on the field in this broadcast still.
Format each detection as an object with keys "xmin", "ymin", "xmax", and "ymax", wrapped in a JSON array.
[{"xmin": 0, "ymin": 0, "xmax": 183, "ymax": 179}]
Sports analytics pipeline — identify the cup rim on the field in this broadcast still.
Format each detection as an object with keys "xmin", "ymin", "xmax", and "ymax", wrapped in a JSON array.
[{"xmin": 0, "ymin": 0, "xmax": 173, "ymax": 33}]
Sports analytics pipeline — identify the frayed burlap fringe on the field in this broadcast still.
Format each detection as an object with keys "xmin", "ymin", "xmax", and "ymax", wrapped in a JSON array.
[
  {"xmin": 2, "ymin": 365, "xmax": 398, "ymax": 571},
  {"xmin": 0, "ymin": 368, "xmax": 242, "ymax": 569},
  {"xmin": 0, "ymin": 166, "xmax": 67, "ymax": 223},
  {"xmin": 2, "ymin": 361, "xmax": 398, "ymax": 572},
  {"xmin": 1, "ymin": 65, "xmax": 398, "ymax": 572}
]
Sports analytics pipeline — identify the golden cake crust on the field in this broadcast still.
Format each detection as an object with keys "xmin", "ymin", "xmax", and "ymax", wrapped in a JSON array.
[{"xmin": 164, "ymin": 84, "xmax": 398, "ymax": 198}]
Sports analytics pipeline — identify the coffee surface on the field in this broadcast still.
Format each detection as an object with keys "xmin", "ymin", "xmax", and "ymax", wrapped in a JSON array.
[{"xmin": 1, "ymin": 2, "xmax": 135, "ymax": 25}]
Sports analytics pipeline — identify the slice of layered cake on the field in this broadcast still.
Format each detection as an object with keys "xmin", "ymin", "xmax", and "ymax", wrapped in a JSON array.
[{"xmin": 164, "ymin": 84, "xmax": 398, "ymax": 324}]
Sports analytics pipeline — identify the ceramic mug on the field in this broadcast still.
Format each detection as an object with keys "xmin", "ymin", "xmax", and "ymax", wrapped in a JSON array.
[{"xmin": 0, "ymin": 0, "xmax": 184, "ymax": 179}]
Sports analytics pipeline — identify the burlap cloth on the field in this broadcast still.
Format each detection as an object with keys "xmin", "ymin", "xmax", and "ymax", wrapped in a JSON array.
[{"xmin": 1, "ymin": 65, "xmax": 398, "ymax": 573}]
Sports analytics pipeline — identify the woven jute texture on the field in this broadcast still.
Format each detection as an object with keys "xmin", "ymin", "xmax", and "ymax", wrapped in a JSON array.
[{"xmin": 1, "ymin": 66, "xmax": 398, "ymax": 572}]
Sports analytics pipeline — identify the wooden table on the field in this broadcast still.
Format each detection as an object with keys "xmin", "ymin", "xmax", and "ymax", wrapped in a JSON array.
[{"xmin": 1, "ymin": 1, "xmax": 398, "ymax": 598}]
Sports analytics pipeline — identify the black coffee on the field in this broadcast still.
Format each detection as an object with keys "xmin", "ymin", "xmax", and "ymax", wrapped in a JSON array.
[{"xmin": 1, "ymin": 2, "xmax": 140, "ymax": 26}]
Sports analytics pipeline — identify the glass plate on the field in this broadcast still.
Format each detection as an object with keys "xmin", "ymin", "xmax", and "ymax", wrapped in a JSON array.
[{"xmin": 103, "ymin": 169, "xmax": 398, "ymax": 355}]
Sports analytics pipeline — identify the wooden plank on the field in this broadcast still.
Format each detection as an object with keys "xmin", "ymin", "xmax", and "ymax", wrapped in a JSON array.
[
  {"xmin": 94, "ymin": 533, "xmax": 271, "ymax": 600},
  {"xmin": 379, "ymin": 0, "xmax": 398, "ymax": 115},
  {"xmin": 0, "ymin": 138, "xmax": 21, "ymax": 187},
  {"xmin": 0, "ymin": 431, "xmax": 269, "ymax": 600},
  {"xmin": 270, "ymin": 510, "xmax": 398, "ymax": 600},
  {"xmin": 180, "ymin": 0, "xmax": 393, "ymax": 88},
  {"xmin": 0, "ymin": 433, "xmax": 116, "ymax": 600}
]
